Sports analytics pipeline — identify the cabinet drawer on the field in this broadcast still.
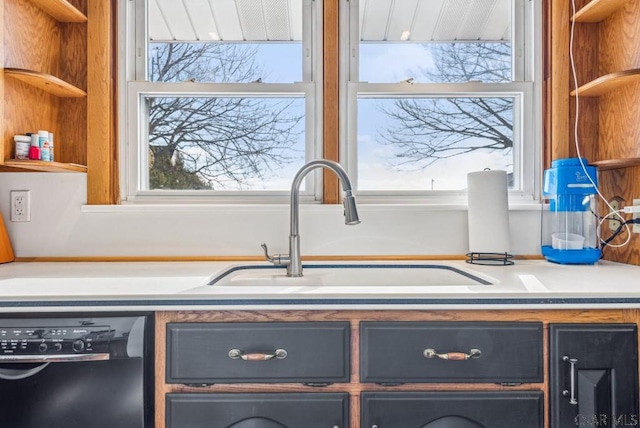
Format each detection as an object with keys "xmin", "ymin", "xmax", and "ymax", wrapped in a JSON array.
[
  {"xmin": 362, "ymin": 391, "xmax": 543, "ymax": 428},
  {"xmin": 360, "ymin": 321, "xmax": 542, "ymax": 383},
  {"xmin": 167, "ymin": 392, "xmax": 348, "ymax": 428},
  {"xmin": 166, "ymin": 322, "xmax": 350, "ymax": 383}
]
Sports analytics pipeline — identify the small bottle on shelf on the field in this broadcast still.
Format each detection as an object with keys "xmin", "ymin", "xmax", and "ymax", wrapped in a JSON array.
[
  {"xmin": 48, "ymin": 132, "xmax": 54, "ymax": 162},
  {"xmin": 29, "ymin": 134, "xmax": 40, "ymax": 160},
  {"xmin": 38, "ymin": 130, "xmax": 50, "ymax": 162},
  {"xmin": 13, "ymin": 135, "xmax": 30, "ymax": 160}
]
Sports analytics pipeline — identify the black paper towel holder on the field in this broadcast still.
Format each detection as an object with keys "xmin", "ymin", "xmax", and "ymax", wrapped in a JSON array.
[{"xmin": 465, "ymin": 251, "xmax": 514, "ymax": 266}]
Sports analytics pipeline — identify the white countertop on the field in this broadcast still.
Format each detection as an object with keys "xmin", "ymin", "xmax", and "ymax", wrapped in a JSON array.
[{"xmin": 0, "ymin": 259, "xmax": 639, "ymax": 311}]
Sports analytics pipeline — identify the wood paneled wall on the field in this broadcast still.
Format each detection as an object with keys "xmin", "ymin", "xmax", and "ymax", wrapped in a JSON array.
[
  {"xmin": 599, "ymin": 166, "xmax": 640, "ymax": 264},
  {"xmin": 591, "ymin": 1, "xmax": 640, "ymax": 265},
  {"xmin": 59, "ymin": 0, "xmax": 87, "ymax": 165},
  {"xmin": 596, "ymin": 1, "xmax": 640, "ymax": 162},
  {"xmin": 323, "ymin": 0, "xmax": 340, "ymax": 204},
  {"xmin": 86, "ymin": 0, "xmax": 117, "ymax": 204},
  {"xmin": 547, "ymin": 0, "xmax": 571, "ymax": 163}
]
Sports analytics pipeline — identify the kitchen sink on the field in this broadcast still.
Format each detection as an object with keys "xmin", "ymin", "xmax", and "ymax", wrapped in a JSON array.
[{"xmin": 204, "ymin": 263, "xmax": 492, "ymax": 288}]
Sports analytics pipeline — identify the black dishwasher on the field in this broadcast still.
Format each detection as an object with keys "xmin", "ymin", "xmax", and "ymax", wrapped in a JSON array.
[{"xmin": 0, "ymin": 313, "xmax": 154, "ymax": 428}]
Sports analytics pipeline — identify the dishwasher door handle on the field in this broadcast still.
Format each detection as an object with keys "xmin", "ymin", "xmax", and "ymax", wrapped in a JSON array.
[
  {"xmin": 0, "ymin": 353, "xmax": 110, "ymax": 363},
  {"xmin": 0, "ymin": 363, "xmax": 51, "ymax": 380}
]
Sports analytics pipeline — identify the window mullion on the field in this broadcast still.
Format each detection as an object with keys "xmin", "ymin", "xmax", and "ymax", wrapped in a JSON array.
[
  {"xmin": 353, "ymin": 82, "xmax": 532, "ymax": 96},
  {"xmin": 323, "ymin": 0, "xmax": 341, "ymax": 204}
]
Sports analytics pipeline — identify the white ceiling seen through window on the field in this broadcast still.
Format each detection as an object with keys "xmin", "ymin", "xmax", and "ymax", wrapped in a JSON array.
[{"xmin": 148, "ymin": 0, "xmax": 510, "ymax": 43}]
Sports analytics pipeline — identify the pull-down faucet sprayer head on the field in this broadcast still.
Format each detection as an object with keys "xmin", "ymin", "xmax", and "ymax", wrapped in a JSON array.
[{"xmin": 343, "ymin": 191, "xmax": 360, "ymax": 225}]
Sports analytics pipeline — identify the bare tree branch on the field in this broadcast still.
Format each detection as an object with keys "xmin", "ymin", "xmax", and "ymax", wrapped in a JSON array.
[
  {"xmin": 379, "ymin": 43, "xmax": 513, "ymax": 169},
  {"xmin": 148, "ymin": 43, "xmax": 303, "ymax": 190}
]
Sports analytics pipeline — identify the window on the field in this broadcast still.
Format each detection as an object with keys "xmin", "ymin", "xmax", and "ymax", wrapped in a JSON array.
[
  {"xmin": 342, "ymin": 0, "xmax": 540, "ymax": 200},
  {"xmin": 122, "ymin": 0, "xmax": 320, "ymax": 201},
  {"xmin": 121, "ymin": 0, "xmax": 541, "ymax": 203}
]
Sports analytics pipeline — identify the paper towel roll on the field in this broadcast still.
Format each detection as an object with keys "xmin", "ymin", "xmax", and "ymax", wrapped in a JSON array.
[{"xmin": 467, "ymin": 170, "xmax": 510, "ymax": 255}]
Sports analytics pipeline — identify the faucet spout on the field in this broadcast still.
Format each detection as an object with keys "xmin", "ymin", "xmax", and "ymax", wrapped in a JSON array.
[
  {"xmin": 262, "ymin": 159, "xmax": 360, "ymax": 277},
  {"xmin": 288, "ymin": 159, "xmax": 360, "ymax": 276}
]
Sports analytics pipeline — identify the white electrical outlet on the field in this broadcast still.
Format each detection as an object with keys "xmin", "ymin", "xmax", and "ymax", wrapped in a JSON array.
[
  {"xmin": 10, "ymin": 190, "xmax": 30, "ymax": 222},
  {"xmin": 634, "ymin": 199, "xmax": 640, "ymax": 234}
]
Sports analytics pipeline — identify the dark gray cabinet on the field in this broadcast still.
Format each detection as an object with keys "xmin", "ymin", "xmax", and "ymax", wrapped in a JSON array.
[
  {"xmin": 166, "ymin": 322, "xmax": 350, "ymax": 384},
  {"xmin": 166, "ymin": 392, "xmax": 348, "ymax": 428},
  {"xmin": 361, "ymin": 391, "xmax": 543, "ymax": 428},
  {"xmin": 359, "ymin": 322, "xmax": 544, "ymax": 427},
  {"xmin": 360, "ymin": 321, "xmax": 543, "ymax": 383},
  {"xmin": 165, "ymin": 322, "xmax": 350, "ymax": 427},
  {"xmin": 550, "ymin": 324, "xmax": 638, "ymax": 428}
]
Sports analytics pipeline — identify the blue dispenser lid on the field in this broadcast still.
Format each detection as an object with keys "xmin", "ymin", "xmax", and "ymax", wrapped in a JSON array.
[{"xmin": 543, "ymin": 157, "xmax": 597, "ymax": 197}]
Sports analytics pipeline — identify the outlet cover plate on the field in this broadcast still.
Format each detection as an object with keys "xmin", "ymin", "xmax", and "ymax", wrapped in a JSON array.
[
  {"xmin": 609, "ymin": 198, "xmax": 622, "ymax": 232},
  {"xmin": 634, "ymin": 199, "xmax": 640, "ymax": 234},
  {"xmin": 10, "ymin": 190, "xmax": 30, "ymax": 222}
]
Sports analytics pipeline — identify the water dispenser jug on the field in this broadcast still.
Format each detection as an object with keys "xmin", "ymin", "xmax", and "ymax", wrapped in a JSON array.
[{"xmin": 541, "ymin": 158, "xmax": 601, "ymax": 264}]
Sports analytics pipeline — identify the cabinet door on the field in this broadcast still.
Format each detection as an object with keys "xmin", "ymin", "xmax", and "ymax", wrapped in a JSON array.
[
  {"xmin": 361, "ymin": 391, "xmax": 543, "ymax": 428},
  {"xmin": 550, "ymin": 324, "xmax": 638, "ymax": 428},
  {"xmin": 166, "ymin": 392, "xmax": 348, "ymax": 428}
]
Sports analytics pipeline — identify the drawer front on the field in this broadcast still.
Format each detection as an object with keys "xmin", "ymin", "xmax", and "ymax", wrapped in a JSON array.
[
  {"xmin": 360, "ymin": 321, "xmax": 542, "ymax": 383},
  {"xmin": 167, "ymin": 392, "xmax": 348, "ymax": 428},
  {"xmin": 362, "ymin": 391, "xmax": 543, "ymax": 428},
  {"xmin": 167, "ymin": 322, "xmax": 350, "ymax": 383}
]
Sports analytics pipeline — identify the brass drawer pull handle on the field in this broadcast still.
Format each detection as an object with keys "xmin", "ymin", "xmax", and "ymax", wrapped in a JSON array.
[
  {"xmin": 423, "ymin": 348, "xmax": 482, "ymax": 360},
  {"xmin": 228, "ymin": 348, "xmax": 288, "ymax": 361}
]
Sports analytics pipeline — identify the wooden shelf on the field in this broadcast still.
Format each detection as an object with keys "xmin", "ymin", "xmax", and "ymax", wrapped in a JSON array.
[
  {"xmin": 570, "ymin": 69, "xmax": 640, "ymax": 97},
  {"xmin": 590, "ymin": 158, "xmax": 640, "ymax": 171},
  {"xmin": 4, "ymin": 68, "xmax": 86, "ymax": 98},
  {"xmin": 26, "ymin": 0, "xmax": 87, "ymax": 23},
  {"xmin": 3, "ymin": 160, "xmax": 87, "ymax": 173},
  {"xmin": 572, "ymin": 0, "xmax": 632, "ymax": 22}
]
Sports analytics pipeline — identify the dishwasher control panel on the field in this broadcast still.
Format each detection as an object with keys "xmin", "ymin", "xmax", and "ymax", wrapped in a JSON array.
[{"xmin": 0, "ymin": 325, "xmax": 113, "ymax": 355}]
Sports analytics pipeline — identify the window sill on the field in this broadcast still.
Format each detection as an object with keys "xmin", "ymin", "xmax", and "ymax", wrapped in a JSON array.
[{"xmin": 81, "ymin": 201, "xmax": 543, "ymax": 214}]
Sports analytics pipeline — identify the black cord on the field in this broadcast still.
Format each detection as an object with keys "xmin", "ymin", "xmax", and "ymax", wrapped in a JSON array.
[{"xmin": 601, "ymin": 218, "xmax": 640, "ymax": 249}]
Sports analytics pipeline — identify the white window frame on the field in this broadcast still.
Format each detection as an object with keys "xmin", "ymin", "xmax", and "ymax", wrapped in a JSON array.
[
  {"xmin": 340, "ymin": 0, "xmax": 542, "ymax": 204},
  {"xmin": 119, "ymin": 0, "xmax": 324, "ymax": 204}
]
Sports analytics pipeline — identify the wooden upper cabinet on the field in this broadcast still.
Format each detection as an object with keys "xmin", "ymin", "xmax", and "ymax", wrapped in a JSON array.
[
  {"xmin": 2, "ymin": 0, "xmax": 115, "ymax": 203},
  {"xmin": 566, "ymin": 0, "xmax": 640, "ymax": 170},
  {"xmin": 1, "ymin": 0, "xmax": 87, "ymax": 172}
]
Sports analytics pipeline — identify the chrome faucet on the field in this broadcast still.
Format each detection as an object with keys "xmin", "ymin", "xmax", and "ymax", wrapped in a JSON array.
[{"xmin": 261, "ymin": 159, "xmax": 361, "ymax": 277}]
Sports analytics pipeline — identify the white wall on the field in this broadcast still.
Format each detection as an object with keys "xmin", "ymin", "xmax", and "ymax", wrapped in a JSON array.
[{"xmin": 0, "ymin": 173, "xmax": 542, "ymax": 258}]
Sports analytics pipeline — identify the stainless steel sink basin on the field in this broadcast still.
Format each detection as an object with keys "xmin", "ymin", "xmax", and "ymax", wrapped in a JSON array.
[{"xmin": 206, "ymin": 263, "xmax": 492, "ymax": 287}]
